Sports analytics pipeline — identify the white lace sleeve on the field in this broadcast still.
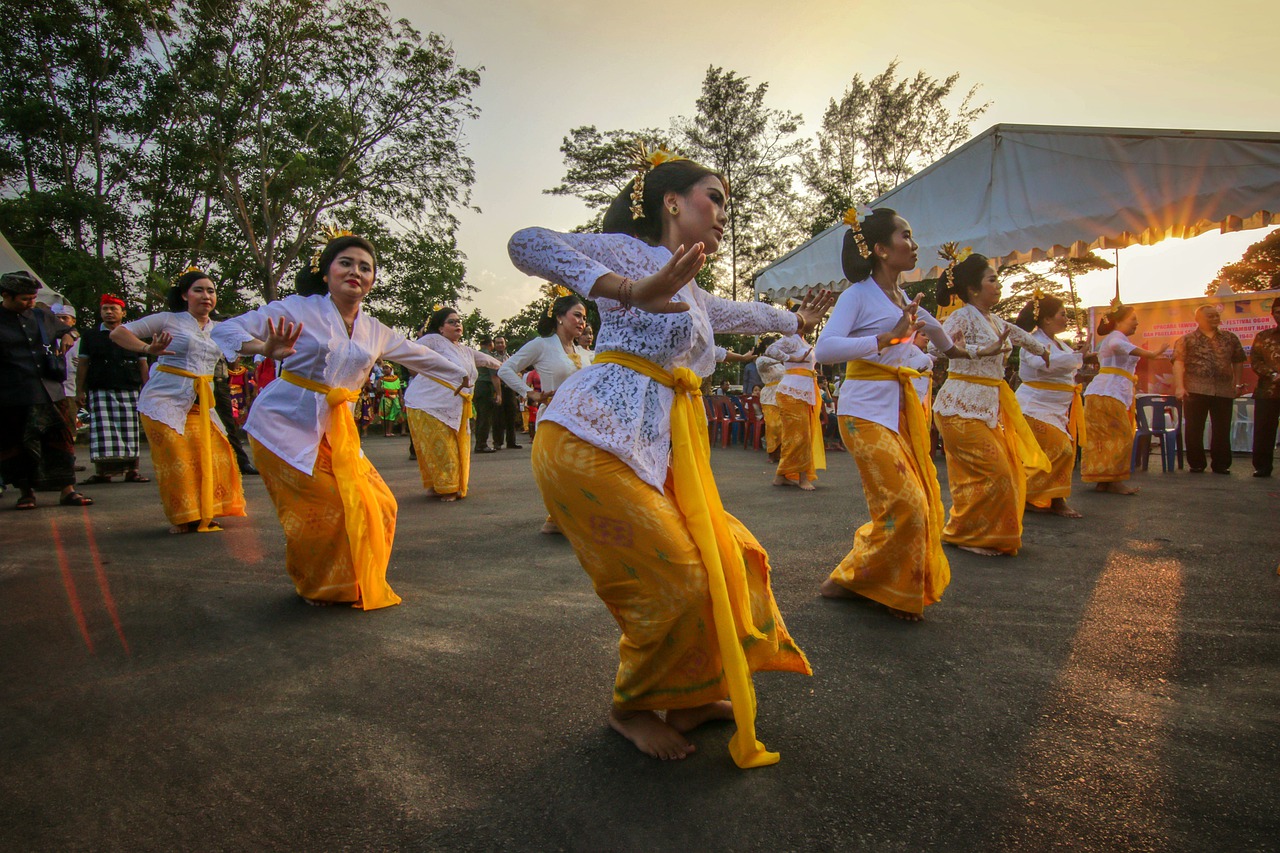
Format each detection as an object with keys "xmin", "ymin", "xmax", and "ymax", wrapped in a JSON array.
[
  {"xmin": 1001, "ymin": 317, "xmax": 1048, "ymax": 355},
  {"xmin": 507, "ymin": 228, "xmax": 645, "ymax": 297},
  {"xmin": 701, "ymin": 290, "xmax": 798, "ymax": 336},
  {"xmin": 212, "ymin": 298, "xmax": 296, "ymax": 361}
]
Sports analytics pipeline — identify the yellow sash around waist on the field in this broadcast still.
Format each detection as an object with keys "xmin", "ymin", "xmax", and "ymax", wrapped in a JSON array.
[
  {"xmin": 426, "ymin": 375, "xmax": 475, "ymax": 498},
  {"xmin": 595, "ymin": 350, "xmax": 777, "ymax": 769},
  {"xmin": 156, "ymin": 364, "xmax": 217, "ymax": 532},
  {"xmin": 948, "ymin": 374, "xmax": 1052, "ymax": 476},
  {"xmin": 783, "ymin": 367, "xmax": 826, "ymax": 471},
  {"xmin": 282, "ymin": 370, "xmax": 400, "ymax": 609},
  {"xmin": 1020, "ymin": 380, "xmax": 1088, "ymax": 447},
  {"xmin": 844, "ymin": 360, "xmax": 949, "ymax": 587},
  {"xmin": 1098, "ymin": 366, "xmax": 1139, "ymax": 434}
]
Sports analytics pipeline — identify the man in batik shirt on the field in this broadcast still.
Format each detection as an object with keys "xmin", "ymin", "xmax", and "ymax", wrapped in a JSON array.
[
  {"xmin": 1249, "ymin": 296, "xmax": 1280, "ymax": 477},
  {"xmin": 1173, "ymin": 304, "xmax": 1246, "ymax": 474}
]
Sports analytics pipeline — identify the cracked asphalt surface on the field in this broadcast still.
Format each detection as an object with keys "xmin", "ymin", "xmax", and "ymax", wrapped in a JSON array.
[{"xmin": 3, "ymin": 435, "xmax": 1277, "ymax": 851}]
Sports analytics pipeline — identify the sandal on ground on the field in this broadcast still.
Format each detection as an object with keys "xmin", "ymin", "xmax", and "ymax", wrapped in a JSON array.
[
  {"xmin": 59, "ymin": 491, "xmax": 94, "ymax": 507},
  {"xmin": 124, "ymin": 471, "xmax": 150, "ymax": 483},
  {"xmin": 16, "ymin": 494, "xmax": 37, "ymax": 510}
]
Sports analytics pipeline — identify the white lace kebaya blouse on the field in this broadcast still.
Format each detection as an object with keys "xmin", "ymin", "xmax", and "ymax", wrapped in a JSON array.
[
  {"xmin": 496, "ymin": 335, "xmax": 589, "ymax": 398},
  {"xmin": 764, "ymin": 334, "xmax": 818, "ymax": 404},
  {"xmin": 507, "ymin": 227, "xmax": 800, "ymax": 491},
  {"xmin": 403, "ymin": 335, "xmax": 501, "ymax": 432},
  {"xmin": 1016, "ymin": 329, "xmax": 1084, "ymax": 435},
  {"xmin": 124, "ymin": 311, "xmax": 229, "ymax": 436},
  {"xmin": 931, "ymin": 304, "xmax": 1049, "ymax": 429},
  {"xmin": 812, "ymin": 277, "xmax": 955, "ymax": 433},
  {"xmin": 756, "ymin": 356, "xmax": 785, "ymax": 406},
  {"xmin": 1084, "ymin": 331, "xmax": 1141, "ymax": 406},
  {"xmin": 212, "ymin": 294, "xmax": 468, "ymax": 475}
]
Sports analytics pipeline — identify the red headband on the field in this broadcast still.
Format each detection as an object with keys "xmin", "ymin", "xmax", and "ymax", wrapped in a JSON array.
[{"xmin": 100, "ymin": 294, "xmax": 126, "ymax": 308}]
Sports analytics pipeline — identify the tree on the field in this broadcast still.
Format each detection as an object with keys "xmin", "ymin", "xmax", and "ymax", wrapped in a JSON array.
[
  {"xmin": 800, "ymin": 60, "xmax": 989, "ymax": 234},
  {"xmin": 1210, "ymin": 228, "xmax": 1280, "ymax": 294},
  {"xmin": 996, "ymin": 254, "xmax": 1113, "ymax": 340},
  {"xmin": 159, "ymin": 0, "xmax": 481, "ymax": 303},
  {"xmin": 545, "ymin": 126, "xmax": 673, "ymax": 232},
  {"xmin": 678, "ymin": 67, "xmax": 807, "ymax": 301},
  {"xmin": 460, "ymin": 308, "xmax": 494, "ymax": 346}
]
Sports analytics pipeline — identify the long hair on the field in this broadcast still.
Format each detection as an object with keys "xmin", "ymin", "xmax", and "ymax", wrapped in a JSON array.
[
  {"xmin": 536, "ymin": 294, "xmax": 585, "ymax": 337},
  {"xmin": 934, "ymin": 254, "xmax": 990, "ymax": 307}
]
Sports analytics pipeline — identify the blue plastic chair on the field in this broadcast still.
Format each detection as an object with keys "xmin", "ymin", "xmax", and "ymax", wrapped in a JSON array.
[{"xmin": 1132, "ymin": 395, "xmax": 1183, "ymax": 472}]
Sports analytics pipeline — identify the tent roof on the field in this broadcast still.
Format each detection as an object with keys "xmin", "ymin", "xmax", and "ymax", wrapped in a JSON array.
[
  {"xmin": 0, "ymin": 230, "xmax": 63, "ymax": 305},
  {"xmin": 753, "ymin": 123, "xmax": 1280, "ymax": 300}
]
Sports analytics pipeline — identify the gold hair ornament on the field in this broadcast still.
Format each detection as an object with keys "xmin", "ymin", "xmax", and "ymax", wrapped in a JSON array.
[
  {"xmin": 309, "ymin": 223, "xmax": 357, "ymax": 273},
  {"xmin": 543, "ymin": 283, "xmax": 573, "ymax": 317},
  {"xmin": 936, "ymin": 242, "xmax": 973, "ymax": 321},
  {"xmin": 628, "ymin": 142, "xmax": 687, "ymax": 220},
  {"xmin": 1108, "ymin": 295, "xmax": 1126, "ymax": 316},
  {"xmin": 170, "ymin": 265, "xmax": 204, "ymax": 288},
  {"xmin": 842, "ymin": 204, "xmax": 875, "ymax": 259},
  {"xmin": 1031, "ymin": 286, "xmax": 1045, "ymax": 320}
]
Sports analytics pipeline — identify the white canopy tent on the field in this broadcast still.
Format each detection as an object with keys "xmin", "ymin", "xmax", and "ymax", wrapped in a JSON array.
[
  {"xmin": 753, "ymin": 124, "xmax": 1280, "ymax": 301},
  {"xmin": 0, "ymin": 229, "xmax": 64, "ymax": 305}
]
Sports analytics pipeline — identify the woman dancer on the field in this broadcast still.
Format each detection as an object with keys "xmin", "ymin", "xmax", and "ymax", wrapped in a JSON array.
[
  {"xmin": 765, "ymin": 323, "xmax": 825, "ymax": 490},
  {"xmin": 508, "ymin": 144, "xmax": 830, "ymax": 767},
  {"xmin": 1081, "ymin": 302, "xmax": 1168, "ymax": 495},
  {"xmin": 931, "ymin": 253, "xmax": 1050, "ymax": 556},
  {"xmin": 754, "ymin": 337, "xmax": 784, "ymax": 462},
  {"xmin": 110, "ymin": 269, "xmax": 247, "ymax": 533},
  {"xmin": 1014, "ymin": 292, "xmax": 1087, "ymax": 518},
  {"xmin": 404, "ymin": 307, "xmax": 501, "ymax": 502},
  {"xmin": 813, "ymin": 210, "xmax": 984, "ymax": 620},
  {"xmin": 212, "ymin": 230, "xmax": 468, "ymax": 609},
  {"xmin": 497, "ymin": 293, "xmax": 593, "ymax": 533}
]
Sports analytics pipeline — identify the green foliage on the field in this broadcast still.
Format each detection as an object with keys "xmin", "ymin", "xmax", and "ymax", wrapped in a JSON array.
[
  {"xmin": 459, "ymin": 308, "xmax": 495, "ymax": 346},
  {"xmin": 799, "ymin": 60, "xmax": 988, "ymax": 234},
  {"xmin": 995, "ymin": 254, "xmax": 1113, "ymax": 339},
  {"xmin": 545, "ymin": 126, "xmax": 673, "ymax": 232},
  {"xmin": 678, "ymin": 67, "xmax": 807, "ymax": 301},
  {"xmin": 1211, "ymin": 228, "xmax": 1280, "ymax": 294}
]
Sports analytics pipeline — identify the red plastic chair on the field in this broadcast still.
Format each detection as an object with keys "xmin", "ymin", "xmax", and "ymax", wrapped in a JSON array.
[{"xmin": 742, "ymin": 394, "xmax": 764, "ymax": 450}]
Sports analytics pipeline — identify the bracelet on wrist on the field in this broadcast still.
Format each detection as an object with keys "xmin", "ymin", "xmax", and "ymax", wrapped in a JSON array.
[{"xmin": 617, "ymin": 278, "xmax": 634, "ymax": 308}]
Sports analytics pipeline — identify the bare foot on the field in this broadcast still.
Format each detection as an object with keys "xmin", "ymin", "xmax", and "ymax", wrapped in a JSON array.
[
  {"xmin": 1096, "ymin": 482, "xmax": 1140, "ymax": 495},
  {"xmin": 888, "ymin": 607, "xmax": 924, "ymax": 622},
  {"xmin": 957, "ymin": 545, "xmax": 1005, "ymax": 556},
  {"xmin": 608, "ymin": 709, "xmax": 694, "ymax": 760},
  {"xmin": 301, "ymin": 596, "xmax": 338, "ymax": 607},
  {"xmin": 666, "ymin": 701, "xmax": 734, "ymax": 733},
  {"xmin": 819, "ymin": 578, "xmax": 858, "ymax": 599},
  {"xmin": 797, "ymin": 477, "xmax": 816, "ymax": 491},
  {"xmin": 540, "ymin": 519, "xmax": 562, "ymax": 535},
  {"xmin": 772, "ymin": 475, "xmax": 795, "ymax": 487},
  {"xmin": 437, "ymin": 493, "xmax": 458, "ymax": 502},
  {"xmin": 1049, "ymin": 498, "xmax": 1083, "ymax": 518}
]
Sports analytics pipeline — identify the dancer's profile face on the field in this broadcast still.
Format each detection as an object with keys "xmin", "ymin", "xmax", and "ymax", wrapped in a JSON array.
[
  {"xmin": 1041, "ymin": 305, "xmax": 1069, "ymax": 336},
  {"xmin": 877, "ymin": 217, "xmax": 918, "ymax": 273},
  {"xmin": 1118, "ymin": 311, "xmax": 1139, "ymax": 335},
  {"xmin": 560, "ymin": 303, "xmax": 587, "ymax": 338},
  {"xmin": 972, "ymin": 267, "xmax": 1001, "ymax": 309},
  {"xmin": 668, "ymin": 175, "xmax": 728, "ymax": 254}
]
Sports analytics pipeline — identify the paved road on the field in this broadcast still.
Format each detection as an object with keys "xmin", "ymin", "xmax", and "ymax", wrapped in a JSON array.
[{"xmin": 3, "ymin": 435, "xmax": 1277, "ymax": 851}]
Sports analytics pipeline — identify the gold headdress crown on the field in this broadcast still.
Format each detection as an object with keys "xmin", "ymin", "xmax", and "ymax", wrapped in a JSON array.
[
  {"xmin": 936, "ymin": 243, "xmax": 973, "ymax": 321},
  {"xmin": 1108, "ymin": 295, "xmax": 1126, "ymax": 315},
  {"xmin": 171, "ymin": 265, "xmax": 204, "ymax": 287},
  {"xmin": 628, "ymin": 141, "xmax": 687, "ymax": 220},
  {"xmin": 843, "ymin": 204, "xmax": 875, "ymax": 259},
  {"xmin": 543, "ymin": 282, "xmax": 574, "ymax": 316},
  {"xmin": 309, "ymin": 223, "xmax": 357, "ymax": 273},
  {"xmin": 432, "ymin": 302, "xmax": 444, "ymax": 312}
]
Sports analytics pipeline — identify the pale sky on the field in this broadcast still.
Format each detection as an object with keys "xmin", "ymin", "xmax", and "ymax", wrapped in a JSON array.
[{"xmin": 387, "ymin": 0, "xmax": 1280, "ymax": 322}]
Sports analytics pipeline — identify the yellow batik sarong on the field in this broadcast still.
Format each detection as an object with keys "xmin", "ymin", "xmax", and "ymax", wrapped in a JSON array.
[
  {"xmin": 1081, "ymin": 394, "xmax": 1133, "ymax": 483},
  {"xmin": 936, "ymin": 414, "xmax": 1026, "ymax": 554},
  {"xmin": 250, "ymin": 436, "xmax": 398, "ymax": 607},
  {"xmin": 140, "ymin": 411, "xmax": 246, "ymax": 528},
  {"xmin": 776, "ymin": 393, "xmax": 821, "ymax": 479},
  {"xmin": 763, "ymin": 402, "xmax": 781, "ymax": 455},
  {"xmin": 829, "ymin": 416, "xmax": 950, "ymax": 614},
  {"xmin": 532, "ymin": 423, "xmax": 810, "ymax": 711},
  {"xmin": 407, "ymin": 408, "xmax": 466, "ymax": 497},
  {"xmin": 1025, "ymin": 416, "xmax": 1076, "ymax": 507},
  {"xmin": 548, "ymin": 349, "xmax": 811, "ymax": 769},
  {"xmin": 155, "ymin": 364, "xmax": 220, "ymax": 531}
]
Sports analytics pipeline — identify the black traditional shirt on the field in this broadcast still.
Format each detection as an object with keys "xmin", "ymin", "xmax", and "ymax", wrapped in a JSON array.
[{"xmin": 1251, "ymin": 326, "xmax": 1280, "ymax": 400}]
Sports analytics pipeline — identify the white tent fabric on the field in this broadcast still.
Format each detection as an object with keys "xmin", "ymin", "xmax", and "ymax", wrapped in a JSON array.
[
  {"xmin": 754, "ymin": 124, "xmax": 1280, "ymax": 300},
  {"xmin": 0, "ymin": 229, "xmax": 63, "ymax": 304}
]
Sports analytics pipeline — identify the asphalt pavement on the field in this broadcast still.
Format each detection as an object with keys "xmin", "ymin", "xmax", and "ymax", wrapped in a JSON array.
[{"xmin": 2, "ymin": 434, "xmax": 1277, "ymax": 852}]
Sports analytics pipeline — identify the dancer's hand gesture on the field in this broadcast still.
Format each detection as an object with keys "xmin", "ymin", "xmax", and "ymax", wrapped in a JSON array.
[
  {"xmin": 145, "ymin": 331, "xmax": 176, "ymax": 356},
  {"xmin": 628, "ymin": 243, "xmax": 706, "ymax": 313},
  {"xmin": 796, "ymin": 288, "xmax": 837, "ymax": 333},
  {"xmin": 973, "ymin": 326, "xmax": 1012, "ymax": 358},
  {"xmin": 879, "ymin": 294, "xmax": 925, "ymax": 350},
  {"xmin": 263, "ymin": 318, "xmax": 302, "ymax": 360}
]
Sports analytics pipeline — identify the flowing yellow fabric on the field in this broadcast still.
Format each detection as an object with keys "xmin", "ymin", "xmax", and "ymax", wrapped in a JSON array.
[
  {"xmin": 594, "ymin": 350, "xmax": 777, "ymax": 769},
  {"xmin": 406, "ymin": 409, "xmax": 463, "ymax": 495},
  {"xmin": 947, "ymin": 375, "xmax": 1051, "ymax": 476},
  {"xmin": 1098, "ymin": 366, "xmax": 1139, "ymax": 434},
  {"xmin": 140, "ymin": 411, "xmax": 245, "ymax": 527},
  {"xmin": 762, "ymin": 401, "xmax": 781, "ymax": 454},
  {"xmin": 784, "ymin": 368, "xmax": 826, "ymax": 471},
  {"xmin": 1021, "ymin": 379, "xmax": 1088, "ymax": 448},
  {"xmin": 422, "ymin": 375, "xmax": 474, "ymax": 498},
  {"xmin": 844, "ymin": 361, "xmax": 947, "ymax": 587},
  {"xmin": 281, "ymin": 370, "xmax": 400, "ymax": 610},
  {"xmin": 1024, "ymin": 415, "xmax": 1076, "ymax": 507},
  {"xmin": 1081, "ymin": 395, "xmax": 1133, "ymax": 483},
  {"xmin": 155, "ymin": 364, "xmax": 217, "ymax": 531},
  {"xmin": 936, "ymin": 414, "xmax": 1026, "ymax": 553}
]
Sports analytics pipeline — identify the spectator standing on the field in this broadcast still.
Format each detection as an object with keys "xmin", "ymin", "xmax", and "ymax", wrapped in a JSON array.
[
  {"xmin": 1173, "ymin": 305, "xmax": 1246, "ymax": 474},
  {"xmin": 1249, "ymin": 297, "xmax": 1280, "ymax": 477},
  {"xmin": 472, "ymin": 336, "xmax": 501, "ymax": 453},
  {"xmin": 76, "ymin": 294, "xmax": 150, "ymax": 484},
  {"xmin": 741, "ymin": 350, "xmax": 762, "ymax": 397},
  {"xmin": 0, "ymin": 271, "xmax": 92, "ymax": 508},
  {"xmin": 493, "ymin": 335, "xmax": 522, "ymax": 449}
]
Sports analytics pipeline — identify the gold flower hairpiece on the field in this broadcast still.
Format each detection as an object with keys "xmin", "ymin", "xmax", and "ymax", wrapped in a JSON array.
[
  {"xmin": 936, "ymin": 243, "xmax": 973, "ymax": 321},
  {"xmin": 843, "ymin": 204, "xmax": 875, "ymax": 259},
  {"xmin": 543, "ymin": 283, "xmax": 573, "ymax": 316},
  {"xmin": 1108, "ymin": 295, "xmax": 1126, "ymax": 315},
  {"xmin": 309, "ymin": 223, "xmax": 357, "ymax": 273},
  {"xmin": 629, "ymin": 141, "xmax": 687, "ymax": 220},
  {"xmin": 170, "ymin": 264, "xmax": 204, "ymax": 287}
]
